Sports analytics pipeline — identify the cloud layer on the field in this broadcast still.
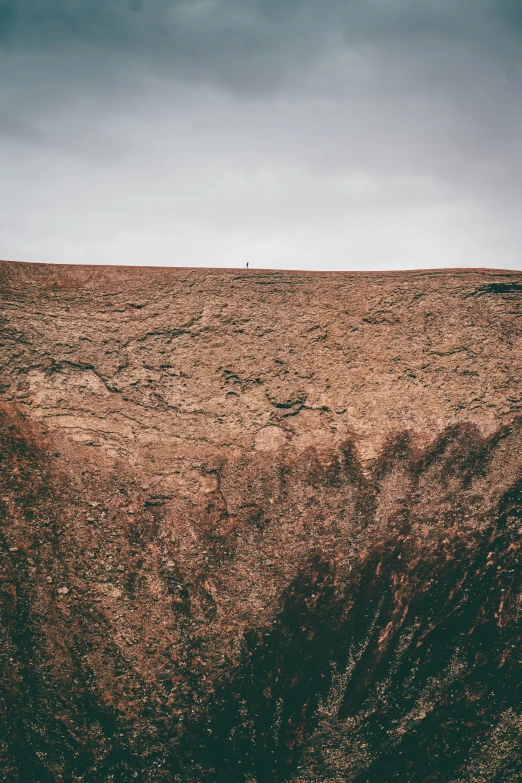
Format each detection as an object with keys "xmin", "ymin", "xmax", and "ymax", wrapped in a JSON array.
[{"xmin": 1, "ymin": 0, "xmax": 522, "ymax": 269}]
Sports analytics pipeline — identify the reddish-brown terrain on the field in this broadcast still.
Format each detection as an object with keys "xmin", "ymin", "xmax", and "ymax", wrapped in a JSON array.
[{"xmin": 1, "ymin": 261, "xmax": 522, "ymax": 782}]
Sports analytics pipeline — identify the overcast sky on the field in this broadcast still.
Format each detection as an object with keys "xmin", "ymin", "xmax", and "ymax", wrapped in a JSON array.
[{"xmin": 1, "ymin": 0, "xmax": 522, "ymax": 270}]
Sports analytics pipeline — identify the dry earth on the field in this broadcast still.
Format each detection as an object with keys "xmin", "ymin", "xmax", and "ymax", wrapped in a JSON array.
[{"xmin": 1, "ymin": 261, "xmax": 522, "ymax": 782}]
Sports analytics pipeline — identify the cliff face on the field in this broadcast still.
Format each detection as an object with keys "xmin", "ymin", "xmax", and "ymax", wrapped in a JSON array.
[{"xmin": 1, "ymin": 261, "xmax": 522, "ymax": 782}]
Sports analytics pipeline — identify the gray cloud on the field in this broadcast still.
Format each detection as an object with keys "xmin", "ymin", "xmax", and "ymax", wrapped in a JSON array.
[
  {"xmin": 3, "ymin": 1, "xmax": 521, "ymax": 98},
  {"xmin": 1, "ymin": 0, "xmax": 521, "ymax": 268}
]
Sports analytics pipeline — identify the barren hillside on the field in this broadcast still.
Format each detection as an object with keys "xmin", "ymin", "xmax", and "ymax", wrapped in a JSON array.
[{"xmin": 1, "ymin": 261, "xmax": 522, "ymax": 782}]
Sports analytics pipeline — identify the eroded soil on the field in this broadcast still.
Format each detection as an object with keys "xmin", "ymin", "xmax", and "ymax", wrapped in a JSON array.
[{"xmin": 1, "ymin": 262, "xmax": 522, "ymax": 781}]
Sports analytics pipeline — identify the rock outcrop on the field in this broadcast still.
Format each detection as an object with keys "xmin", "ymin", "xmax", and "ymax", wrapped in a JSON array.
[{"xmin": 1, "ymin": 261, "xmax": 522, "ymax": 781}]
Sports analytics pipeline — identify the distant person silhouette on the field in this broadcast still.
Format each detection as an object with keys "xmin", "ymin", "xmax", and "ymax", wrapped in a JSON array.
[{"xmin": 246, "ymin": 262, "xmax": 249, "ymax": 268}]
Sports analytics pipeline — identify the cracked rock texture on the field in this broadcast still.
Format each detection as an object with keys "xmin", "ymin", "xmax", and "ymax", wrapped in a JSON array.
[{"xmin": 1, "ymin": 261, "xmax": 522, "ymax": 782}]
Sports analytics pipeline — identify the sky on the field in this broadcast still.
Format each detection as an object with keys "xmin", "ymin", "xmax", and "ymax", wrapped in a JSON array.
[{"xmin": 1, "ymin": 0, "xmax": 522, "ymax": 271}]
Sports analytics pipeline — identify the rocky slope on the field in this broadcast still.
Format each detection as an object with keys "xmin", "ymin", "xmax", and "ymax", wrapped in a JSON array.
[{"xmin": 1, "ymin": 261, "xmax": 522, "ymax": 782}]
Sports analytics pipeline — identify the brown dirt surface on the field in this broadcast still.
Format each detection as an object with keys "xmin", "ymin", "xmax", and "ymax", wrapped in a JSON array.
[{"xmin": 1, "ymin": 260, "xmax": 522, "ymax": 782}]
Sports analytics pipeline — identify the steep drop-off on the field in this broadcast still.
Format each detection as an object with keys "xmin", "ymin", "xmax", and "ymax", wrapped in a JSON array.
[{"xmin": 1, "ymin": 262, "xmax": 522, "ymax": 782}]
